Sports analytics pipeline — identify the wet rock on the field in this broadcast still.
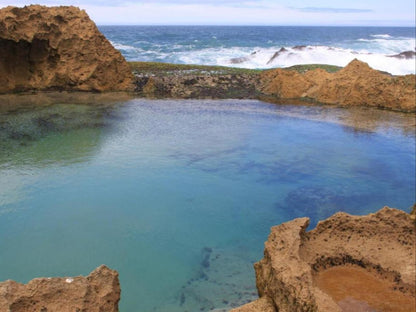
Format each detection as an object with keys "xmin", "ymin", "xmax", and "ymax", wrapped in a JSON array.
[
  {"xmin": 0, "ymin": 5, "xmax": 134, "ymax": 93},
  {"xmin": 0, "ymin": 265, "xmax": 120, "ymax": 312},
  {"xmin": 134, "ymin": 73, "xmax": 260, "ymax": 99},
  {"xmin": 388, "ymin": 50, "xmax": 416, "ymax": 59},
  {"xmin": 267, "ymin": 47, "xmax": 288, "ymax": 64},
  {"xmin": 293, "ymin": 45, "xmax": 307, "ymax": 50},
  {"xmin": 230, "ymin": 57, "xmax": 250, "ymax": 64}
]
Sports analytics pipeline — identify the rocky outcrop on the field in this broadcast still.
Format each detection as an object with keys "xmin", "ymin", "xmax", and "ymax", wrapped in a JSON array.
[
  {"xmin": 232, "ymin": 207, "xmax": 416, "ymax": 312},
  {"xmin": 259, "ymin": 59, "xmax": 416, "ymax": 112},
  {"xmin": 132, "ymin": 60, "xmax": 415, "ymax": 112},
  {"xmin": 0, "ymin": 5, "xmax": 134, "ymax": 93},
  {"xmin": 0, "ymin": 265, "xmax": 120, "ymax": 312},
  {"xmin": 135, "ymin": 73, "xmax": 259, "ymax": 99}
]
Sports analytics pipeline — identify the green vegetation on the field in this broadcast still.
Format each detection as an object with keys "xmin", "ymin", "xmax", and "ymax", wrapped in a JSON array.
[
  {"xmin": 129, "ymin": 61, "xmax": 261, "ymax": 76},
  {"xmin": 129, "ymin": 61, "xmax": 342, "ymax": 76},
  {"xmin": 284, "ymin": 64, "xmax": 342, "ymax": 73}
]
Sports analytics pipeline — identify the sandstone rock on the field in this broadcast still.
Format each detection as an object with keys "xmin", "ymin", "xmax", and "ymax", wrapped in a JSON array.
[
  {"xmin": 233, "ymin": 207, "xmax": 416, "ymax": 312},
  {"xmin": 0, "ymin": 265, "xmax": 120, "ymax": 312},
  {"xmin": 0, "ymin": 5, "xmax": 134, "ymax": 93},
  {"xmin": 231, "ymin": 297, "xmax": 276, "ymax": 312},
  {"xmin": 259, "ymin": 59, "xmax": 416, "ymax": 112}
]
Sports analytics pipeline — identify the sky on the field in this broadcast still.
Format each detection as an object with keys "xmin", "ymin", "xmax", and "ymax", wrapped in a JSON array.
[{"xmin": 1, "ymin": 0, "xmax": 415, "ymax": 26}]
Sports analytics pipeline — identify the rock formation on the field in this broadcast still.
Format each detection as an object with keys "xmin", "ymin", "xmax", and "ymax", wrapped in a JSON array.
[
  {"xmin": 231, "ymin": 207, "xmax": 416, "ymax": 312},
  {"xmin": 132, "ymin": 60, "xmax": 415, "ymax": 112},
  {"xmin": 0, "ymin": 5, "xmax": 134, "ymax": 93},
  {"xmin": 0, "ymin": 265, "xmax": 120, "ymax": 312},
  {"xmin": 259, "ymin": 59, "xmax": 416, "ymax": 112},
  {"xmin": 135, "ymin": 73, "xmax": 259, "ymax": 99}
]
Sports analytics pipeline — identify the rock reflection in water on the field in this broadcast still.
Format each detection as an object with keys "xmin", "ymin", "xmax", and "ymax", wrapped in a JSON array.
[{"xmin": 0, "ymin": 92, "xmax": 133, "ymax": 168}]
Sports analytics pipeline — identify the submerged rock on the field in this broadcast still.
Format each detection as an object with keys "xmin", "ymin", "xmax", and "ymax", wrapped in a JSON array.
[
  {"xmin": 0, "ymin": 5, "xmax": 134, "ymax": 93},
  {"xmin": 231, "ymin": 207, "xmax": 416, "ymax": 312},
  {"xmin": 0, "ymin": 265, "xmax": 120, "ymax": 312}
]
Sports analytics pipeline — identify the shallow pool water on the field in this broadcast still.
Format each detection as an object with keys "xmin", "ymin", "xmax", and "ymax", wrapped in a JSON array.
[{"xmin": 0, "ymin": 95, "xmax": 414, "ymax": 311}]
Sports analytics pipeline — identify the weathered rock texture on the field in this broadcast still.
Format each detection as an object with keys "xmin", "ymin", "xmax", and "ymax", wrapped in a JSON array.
[
  {"xmin": 0, "ymin": 5, "xmax": 134, "ymax": 93},
  {"xmin": 232, "ymin": 207, "xmax": 416, "ymax": 312},
  {"xmin": 135, "ymin": 73, "xmax": 259, "ymax": 99},
  {"xmin": 259, "ymin": 59, "xmax": 416, "ymax": 112},
  {"xmin": 0, "ymin": 265, "xmax": 120, "ymax": 312}
]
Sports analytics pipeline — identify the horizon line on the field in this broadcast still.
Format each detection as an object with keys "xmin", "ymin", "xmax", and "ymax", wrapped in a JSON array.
[{"xmin": 96, "ymin": 24, "xmax": 415, "ymax": 27}]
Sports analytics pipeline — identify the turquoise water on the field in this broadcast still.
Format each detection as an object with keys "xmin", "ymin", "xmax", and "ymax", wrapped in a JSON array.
[{"xmin": 0, "ymin": 95, "xmax": 415, "ymax": 311}]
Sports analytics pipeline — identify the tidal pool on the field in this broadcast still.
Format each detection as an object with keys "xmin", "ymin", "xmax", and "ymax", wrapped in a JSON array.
[{"xmin": 0, "ymin": 94, "xmax": 414, "ymax": 311}]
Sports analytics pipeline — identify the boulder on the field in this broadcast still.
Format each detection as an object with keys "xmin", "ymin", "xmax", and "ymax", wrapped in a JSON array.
[
  {"xmin": 0, "ymin": 265, "xmax": 120, "ymax": 312},
  {"xmin": 259, "ymin": 59, "xmax": 416, "ymax": 112},
  {"xmin": 232, "ymin": 207, "xmax": 416, "ymax": 312},
  {"xmin": 0, "ymin": 5, "xmax": 134, "ymax": 93}
]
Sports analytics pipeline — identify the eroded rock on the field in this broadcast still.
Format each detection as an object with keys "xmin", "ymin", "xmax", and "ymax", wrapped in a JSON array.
[
  {"xmin": 0, "ymin": 265, "xmax": 120, "ymax": 312},
  {"xmin": 232, "ymin": 207, "xmax": 416, "ymax": 312},
  {"xmin": 259, "ymin": 59, "xmax": 416, "ymax": 112},
  {"xmin": 0, "ymin": 5, "xmax": 134, "ymax": 92},
  {"xmin": 135, "ymin": 73, "xmax": 259, "ymax": 99}
]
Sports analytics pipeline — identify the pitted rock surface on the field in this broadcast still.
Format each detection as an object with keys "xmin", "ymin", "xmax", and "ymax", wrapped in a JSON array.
[
  {"xmin": 0, "ymin": 5, "xmax": 134, "ymax": 92},
  {"xmin": 232, "ymin": 207, "xmax": 416, "ymax": 312},
  {"xmin": 0, "ymin": 265, "xmax": 120, "ymax": 312},
  {"xmin": 259, "ymin": 59, "xmax": 416, "ymax": 112}
]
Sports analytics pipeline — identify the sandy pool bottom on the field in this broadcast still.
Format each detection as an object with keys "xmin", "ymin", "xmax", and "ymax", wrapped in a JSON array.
[{"xmin": 314, "ymin": 265, "xmax": 415, "ymax": 312}]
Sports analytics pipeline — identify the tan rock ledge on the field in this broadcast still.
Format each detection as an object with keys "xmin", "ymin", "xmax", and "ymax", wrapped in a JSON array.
[
  {"xmin": 259, "ymin": 59, "xmax": 416, "ymax": 113},
  {"xmin": 232, "ymin": 206, "xmax": 416, "ymax": 312},
  {"xmin": 0, "ymin": 265, "xmax": 120, "ymax": 312}
]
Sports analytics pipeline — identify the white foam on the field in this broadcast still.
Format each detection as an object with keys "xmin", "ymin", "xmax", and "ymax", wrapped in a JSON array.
[
  {"xmin": 371, "ymin": 34, "xmax": 393, "ymax": 38},
  {"xmin": 170, "ymin": 45, "xmax": 415, "ymax": 75},
  {"xmin": 109, "ymin": 38, "xmax": 415, "ymax": 75},
  {"xmin": 109, "ymin": 41, "xmax": 143, "ymax": 52},
  {"xmin": 259, "ymin": 45, "xmax": 414, "ymax": 75},
  {"xmin": 356, "ymin": 36, "xmax": 415, "ymax": 54}
]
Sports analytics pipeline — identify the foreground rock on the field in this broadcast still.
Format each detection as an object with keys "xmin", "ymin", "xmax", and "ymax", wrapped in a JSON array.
[
  {"xmin": 259, "ymin": 59, "xmax": 416, "ymax": 112},
  {"xmin": 232, "ymin": 207, "xmax": 416, "ymax": 312},
  {"xmin": 0, "ymin": 265, "xmax": 120, "ymax": 312},
  {"xmin": 0, "ymin": 5, "xmax": 134, "ymax": 93}
]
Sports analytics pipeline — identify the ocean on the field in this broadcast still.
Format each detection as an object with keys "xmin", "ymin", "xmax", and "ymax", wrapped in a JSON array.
[{"xmin": 99, "ymin": 26, "xmax": 416, "ymax": 75}]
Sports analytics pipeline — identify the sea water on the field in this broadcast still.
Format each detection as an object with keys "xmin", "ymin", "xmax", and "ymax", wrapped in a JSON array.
[
  {"xmin": 0, "ymin": 95, "xmax": 414, "ymax": 311},
  {"xmin": 99, "ymin": 26, "xmax": 416, "ymax": 75}
]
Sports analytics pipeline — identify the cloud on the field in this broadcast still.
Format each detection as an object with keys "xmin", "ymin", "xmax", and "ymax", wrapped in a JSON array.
[
  {"xmin": 1, "ymin": 0, "xmax": 268, "ymax": 7},
  {"xmin": 296, "ymin": 7, "xmax": 373, "ymax": 13}
]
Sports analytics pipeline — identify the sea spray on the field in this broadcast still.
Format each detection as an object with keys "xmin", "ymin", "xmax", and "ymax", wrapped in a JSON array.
[{"xmin": 101, "ymin": 26, "xmax": 416, "ymax": 75}]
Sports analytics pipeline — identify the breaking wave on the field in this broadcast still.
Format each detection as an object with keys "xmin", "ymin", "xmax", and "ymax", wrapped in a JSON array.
[{"xmin": 109, "ymin": 33, "xmax": 415, "ymax": 75}]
